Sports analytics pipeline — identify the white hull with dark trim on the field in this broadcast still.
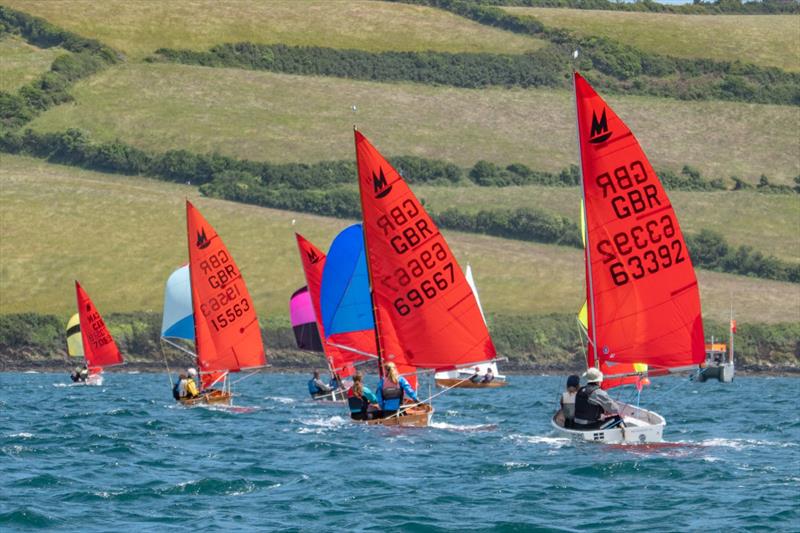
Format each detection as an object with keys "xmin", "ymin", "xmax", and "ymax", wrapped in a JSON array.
[
  {"xmin": 311, "ymin": 389, "xmax": 347, "ymax": 403},
  {"xmin": 551, "ymin": 402, "xmax": 665, "ymax": 444}
]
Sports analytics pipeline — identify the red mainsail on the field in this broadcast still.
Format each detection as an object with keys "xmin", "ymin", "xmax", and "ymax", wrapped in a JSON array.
[
  {"xmin": 354, "ymin": 130, "xmax": 496, "ymax": 370},
  {"xmin": 75, "ymin": 281, "xmax": 123, "ymax": 371},
  {"xmin": 575, "ymin": 72, "xmax": 704, "ymax": 370},
  {"xmin": 186, "ymin": 201, "xmax": 266, "ymax": 379},
  {"xmin": 295, "ymin": 233, "xmax": 375, "ymax": 378}
]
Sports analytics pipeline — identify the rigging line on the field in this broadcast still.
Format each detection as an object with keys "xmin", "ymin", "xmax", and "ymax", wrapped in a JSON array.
[
  {"xmin": 159, "ymin": 341, "xmax": 174, "ymax": 388},
  {"xmin": 389, "ymin": 374, "xmax": 473, "ymax": 419}
]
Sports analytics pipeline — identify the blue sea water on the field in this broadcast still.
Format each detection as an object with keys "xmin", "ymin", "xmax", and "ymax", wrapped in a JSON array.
[{"xmin": 1, "ymin": 372, "xmax": 798, "ymax": 532}]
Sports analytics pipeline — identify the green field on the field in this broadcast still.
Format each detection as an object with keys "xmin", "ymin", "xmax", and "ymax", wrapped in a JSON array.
[
  {"xmin": 26, "ymin": 63, "xmax": 800, "ymax": 185},
  {"xmin": 506, "ymin": 7, "xmax": 800, "ymax": 72},
  {"xmin": 3, "ymin": 0, "xmax": 543, "ymax": 59},
  {"xmin": 0, "ymin": 35, "xmax": 63, "ymax": 92},
  {"xmin": 415, "ymin": 185, "xmax": 800, "ymax": 263},
  {"xmin": 1, "ymin": 155, "xmax": 797, "ymax": 326}
]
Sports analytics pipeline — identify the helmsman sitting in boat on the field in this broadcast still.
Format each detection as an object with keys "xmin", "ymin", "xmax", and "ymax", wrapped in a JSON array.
[
  {"xmin": 376, "ymin": 362, "xmax": 419, "ymax": 417},
  {"xmin": 573, "ymin": 368, "xmax": 624, "ymax": 430},
  {"xmin": 177, "ymin": 368, "xmax": 200, "ymax": 400},
  {"xmin": 70, "ymin": 364, "xmax": 89, "ymax": 383},
  {"xmin": 308, "ymin": 370, "xmax": 333, "ymax": 398}
]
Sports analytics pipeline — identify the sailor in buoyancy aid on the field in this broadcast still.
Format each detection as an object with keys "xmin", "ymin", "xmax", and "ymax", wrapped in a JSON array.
[
  {"xmin": 573, "ymin": 368, "xmax": 624, "ymax": 430},
  {"xmin": 376, "ymin": 362, "xmax": 419, "ymax": 416},
  {"xmin": 181, "ymin": 368, "xmax": 200, "ymax": 399},
  {"xmin": 308, "ymin": 370, "xmax": 333, "ymax": 398},
  {"xmin": 347, "ymin": 372, "xmax": 380, "ymax": 420}
]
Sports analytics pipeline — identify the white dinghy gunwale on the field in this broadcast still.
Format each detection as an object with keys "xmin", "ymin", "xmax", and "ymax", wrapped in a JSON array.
[{"xmin": 551, "ymin": 402, "xmax": 665, "ymax": 444}]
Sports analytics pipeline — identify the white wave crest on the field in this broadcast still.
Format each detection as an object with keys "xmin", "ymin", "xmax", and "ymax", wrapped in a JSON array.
[
  {"xmin": 430, "ymin": 421, "xmax": 496, "ymax": 432},
  {"xmin": 9, "ymin": 432, "xmax": 34, "ymax": 438},
  {"xmin": 696, "ymin": 438, "xmax": 797, "ymax": 450},
  {"xmin": 265, "ymin": 396, "xmax": 296, "ymax": 404},
  {"xmin": 508, "ymin": 434, "xmax": 573, "ymax": 448}
]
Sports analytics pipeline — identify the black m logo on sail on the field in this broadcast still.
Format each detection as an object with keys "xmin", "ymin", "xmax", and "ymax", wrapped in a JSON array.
[
  {"xmin": 196, "ymin": 228, "xmax": 211, "ymax": 249},
  {"xmin": 373, "ymin": 168, "xmax": 392, "ymax": 199},
  {"xmin": 589, "ymin": 108, "xmax": 612, "ymax": 144},
  {"xmin": 307, "ymin": 250, "xmax": 320, "ymax": 264}
]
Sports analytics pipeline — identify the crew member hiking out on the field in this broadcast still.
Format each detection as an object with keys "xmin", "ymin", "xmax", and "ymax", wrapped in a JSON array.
[{"xmin": 573, "ymin": 368, "xmax": 624, "ymax": 430}]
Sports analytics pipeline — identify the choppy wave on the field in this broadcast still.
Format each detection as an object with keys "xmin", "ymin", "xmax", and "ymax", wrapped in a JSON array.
[{"xmin": 1, "ymin": 372, "xmax": 798, "ymax": 531}]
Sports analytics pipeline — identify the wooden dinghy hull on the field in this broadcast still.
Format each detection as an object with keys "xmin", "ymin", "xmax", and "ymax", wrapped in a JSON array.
[
  {"xmin": 360, "ymin": 403, "xmax": 434, "ymax": 427},
  {"xmin": 435, "ymin": 378, "xmax": 507, "ymax": 389},
  {"xmin": 178, "ymin": 389, "xmax": 232, "ymax": 406},
  {"xmin": 551, "ymin": 402, "xmax": 665, "ymax": 444}
]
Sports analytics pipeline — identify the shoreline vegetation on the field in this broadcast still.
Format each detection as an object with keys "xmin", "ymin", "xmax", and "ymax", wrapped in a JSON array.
[{"xmin": 2, "ymin": 312, "xmax": 797, "ymax": 375}]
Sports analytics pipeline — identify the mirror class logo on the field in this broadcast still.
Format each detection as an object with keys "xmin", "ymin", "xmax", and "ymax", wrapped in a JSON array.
[
  {"xmin": 589, "ymin": 108, "xmax": 612, "ymax": 144},
  {"xmin": 372, "ymin": 168, "xmax": 392, "ymax": 199},
  {"xmin": 306, "ymin": 249, "xmax": 320, "ymax": 264},
  {"xmin": 196, "ymin": 228, "xmax": 211, "ymax": 250}
]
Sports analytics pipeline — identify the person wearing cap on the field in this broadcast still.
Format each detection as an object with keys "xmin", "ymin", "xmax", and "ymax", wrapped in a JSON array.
[
  {"xmin": 559, "ymin": 374, "xmax": 580, "ymax": 428},
  {"xmin": 183, "ymin": 368, "xmax": 200, "ymax": 398},
  {"xmin": 376, "ymin": 362, "xmax": 419, "ymax": 417},
  {"xmin": 573, "ymin": 368, "xmax": 623, "ymax": 430}
]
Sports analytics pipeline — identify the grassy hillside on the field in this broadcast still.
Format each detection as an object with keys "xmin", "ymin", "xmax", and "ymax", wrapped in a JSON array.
[
  {"xmin": 26, "ymin": 63, "xmax": 800, "ymax": 184},
  {"xmin": 3, "ymin": 0, "xmax": 544, "ymax": 59},
  {"xmin": 0, "ymin": 35, "xmax": 64, "ymax": 92},
  {"xmin": 1, "ymin": 155, "xmax": 798, "ymax": 326},
  {"xmin": 505, "ymin": 7, "xmax": 800, "ymax": 72},
  {"xmin": 415, "ymin": 185, "xmax": 800, "ymax": 263}
]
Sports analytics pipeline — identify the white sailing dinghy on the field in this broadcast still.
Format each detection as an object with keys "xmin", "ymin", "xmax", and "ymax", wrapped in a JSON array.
[
  {"xmin": 551, "ymin": 73, "xmax": 705, "ymax": 444},
  {"xmin": 434, "ymin": 265, "xmax": 507, "ymax": 388}
]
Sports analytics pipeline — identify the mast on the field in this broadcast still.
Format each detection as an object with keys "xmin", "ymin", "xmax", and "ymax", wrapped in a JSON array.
[
  {"xmin": 729, "ymin": 298, "xmax": 735, "ymax": 365},
  {"xmin": 354, "ymin": 126, "xmax": 385, "ymax": 378},
  {"xmin": 572, "ymin": 61, "xmax": 599, "ymax": 369}
]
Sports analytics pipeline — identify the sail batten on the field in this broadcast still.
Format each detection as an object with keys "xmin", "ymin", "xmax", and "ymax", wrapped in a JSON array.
[{"xmin": 575, "ymin": 72, "xmax": 704, "ymax": 371}]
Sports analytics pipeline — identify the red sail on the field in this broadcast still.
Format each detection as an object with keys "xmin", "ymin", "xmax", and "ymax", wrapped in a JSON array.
[
  {"xmin": 186, "ymin": 201, "xmax": 266, "ymax": 374},
  {"xmin": 575, "ymin": 72, "xmax": 704, "ymax": 370},
  {"xmin": 355, "ymin": 130, "xmax": 496, "ymax": 369},
  {"xmin": 295, "ymin": 233, "xmax": 375, "ymax": 378},
  {"xmin": 75, "ymin": 281, "xmax": 123, "ymax": 370}
]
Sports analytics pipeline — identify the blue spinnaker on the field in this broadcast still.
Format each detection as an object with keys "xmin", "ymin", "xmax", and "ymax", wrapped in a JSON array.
[{"xmin": 320, "ymin": 224, "xmax": 375, "ymax": 337}]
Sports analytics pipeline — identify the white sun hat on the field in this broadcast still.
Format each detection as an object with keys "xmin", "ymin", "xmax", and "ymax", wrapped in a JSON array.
[{"xmin": 583, "ymin": 367, "xmax": 603, "ymax": 383}]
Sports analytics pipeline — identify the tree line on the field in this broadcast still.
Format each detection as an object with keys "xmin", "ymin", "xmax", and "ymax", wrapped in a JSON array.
[
  {"xmin": 2, "ymin": 127, "xmax": 797, "ymax": 283},
  {"xmin": 1, "ymin": 311, "xmax": 796, "ymax": 371}
]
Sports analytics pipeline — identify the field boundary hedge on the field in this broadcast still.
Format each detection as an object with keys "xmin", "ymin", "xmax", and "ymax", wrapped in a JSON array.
[
  {"xmin": 381, "ymin": 0, "xmax": 799, "ymax": 105},
  {"xmin": 0, "ymin": 6, "xmax": 120, "ymax": 130},
  {"xmin": 471, "ymin": 0, "xmax": 800, "ymax": 15},
  {"xmin": 2, "ymin": 127, "xmax": 797, "ymax": 283}
]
